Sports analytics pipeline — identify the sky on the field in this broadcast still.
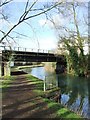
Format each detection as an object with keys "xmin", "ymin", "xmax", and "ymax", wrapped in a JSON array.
[
  {"xmin": 0, "ymin": 0, "xmax": 89, "ymax": 52},
  {"xmin": 0, "ymin": 1, "xmax": 58, "ymax": 50}
]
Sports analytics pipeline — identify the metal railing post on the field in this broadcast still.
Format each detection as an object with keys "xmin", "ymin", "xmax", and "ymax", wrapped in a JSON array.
[
  {"xmin": 0, "ymin": 46, "xmax": 55, "ymax": 54},
  {"xmin": 14, "ymin": 47, "xmax": 15, "ymax": 51},
  {"xmin": 44, "ymin": 76, "xmax": 46, "ymax": 92},
  {"xmin": 25, "ymin": 48, "xmax": 26, "ymax": 51},
  {"xmin": 4, "ymin": 46, "xmax": 5, "ymax": 50},
  {"xmin": 56, "ymin": 76, "xmax": 58, "ymax": 87},
  {"xmin": 18, "ymin": 47, "xmax": 19, "ymax": 51},
  {"xmin": 38, "ymin": 49, "xmax": 39, "ymax": 52}
]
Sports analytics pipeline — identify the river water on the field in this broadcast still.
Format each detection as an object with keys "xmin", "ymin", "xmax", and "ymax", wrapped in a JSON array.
[{"xmin": 22, "ymin": 66, "xmax": 90, "ymax": 119}]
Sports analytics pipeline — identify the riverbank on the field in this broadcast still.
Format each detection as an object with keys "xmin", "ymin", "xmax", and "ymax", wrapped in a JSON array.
[
  {"xmin": 2, "ymin": 74, "xmax": 83, "ymax": 119},
  {"xmin": 11, "ymin": 64, "xmax": 44, "ymax": 75},
  {"xmin": 18, "ymin": 63, "xmax": 44, "ymax": 69},
  {"xmin": 11, "ymin": 63, "xmax": 44, "ymax": 71}
]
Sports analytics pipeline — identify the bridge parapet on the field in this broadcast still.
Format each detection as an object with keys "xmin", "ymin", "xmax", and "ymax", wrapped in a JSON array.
[{"xmin": 0, "ymin": 46, "xmax": 54, "ymax": 54}]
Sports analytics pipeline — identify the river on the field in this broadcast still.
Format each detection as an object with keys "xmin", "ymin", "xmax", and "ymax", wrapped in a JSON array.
[{"xmin": 22, "ymin": 66, "xmax": 90, "ymax": 119}]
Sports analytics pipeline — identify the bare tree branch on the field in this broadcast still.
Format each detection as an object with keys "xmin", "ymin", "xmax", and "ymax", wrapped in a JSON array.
[
  {"xmin": 0, "ymin": 30, "xmax": 13, "ymax": 39},
  {"xmin": 0, "ymin": 1, "xmax": 62, "ymax": 43},
  {"xmin": 19, "ymin": 0, "xmax": 38, "ymax": 22},
  {"xmin": 24, "ymin": 2, "xmax": 62, "ymax": 21},
  {"xmin": 24, "ymin": 21, "xmax": 40, "ymax": 49},
  {"xmin": 0, "ymin": 0, "xmax": 13, "ymax": 7},
  {"xmin": 12, "ymin": 31, "xmax": 30, "ymax": 38}
]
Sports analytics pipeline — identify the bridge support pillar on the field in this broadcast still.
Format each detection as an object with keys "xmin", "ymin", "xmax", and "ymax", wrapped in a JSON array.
[
  {"xmin": 55, "ymin": 61, "xmax": 66, "ymax": 74},
  {"xmin": 0, "ymin": 62, "xmax": 2, "ymax": 76},
  {"xmin": 0, "ymin": 62, "xmax": 10, "ymax": 77},
  {"xmin": 0, "ymin": 50, "xmax": 11, "ymax": 76},
  {"xmin": 3, "ymin": 62, "xmax": 10, "ymax": 76}
]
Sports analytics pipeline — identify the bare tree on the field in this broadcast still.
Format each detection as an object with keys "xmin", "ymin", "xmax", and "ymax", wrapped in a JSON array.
[
  {"xmin": 48, "ymin": 1, "xmax": 88, "ymax": 76},
  {"xmin": 0, "ymin": 0, "xmax": 63, "ymax": 45}
]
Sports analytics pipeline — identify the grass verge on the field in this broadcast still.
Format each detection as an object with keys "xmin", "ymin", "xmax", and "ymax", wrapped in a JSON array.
[
  {"xmin": 26, "ymin": 74, "xmax": 83, "ymax": 119},
  {"xmin": 0, "ymin": 76, "xmax": 16, "ymax": 89}
]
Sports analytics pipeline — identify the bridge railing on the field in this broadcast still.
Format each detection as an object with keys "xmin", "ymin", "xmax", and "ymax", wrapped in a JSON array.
[{"xmin": 0, "ymin": 46, "xmax": 54, "ymax": 54}]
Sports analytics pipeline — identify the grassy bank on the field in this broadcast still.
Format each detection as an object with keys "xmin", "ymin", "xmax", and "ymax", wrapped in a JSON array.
[
  {"xmin": 1, "ymin": 74, "xmax": 83, "ymax": 119},
  {"xmin": 0, "ymin": 76, "xmax": 16, "ymax": 89},
  {"xmin": 26, "ymin": 74, "xmax": 83, "ymax": 119}
]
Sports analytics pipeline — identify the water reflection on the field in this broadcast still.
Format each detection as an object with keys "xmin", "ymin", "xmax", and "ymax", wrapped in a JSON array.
[
  {"xmin": 22, "ymin": 67, "xmax": 90, "ymax": 119},
  {"xmin": 87, "ymin": 78, "xmax": 90, "ymax": 118},
  {"xmin": 57, "ymin": 74, "xmax": 90, "ymax": 118}
]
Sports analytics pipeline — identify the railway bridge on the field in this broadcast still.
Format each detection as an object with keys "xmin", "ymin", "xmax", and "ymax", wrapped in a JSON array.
[{"xmin": 0, "ymin": 47, "xmax": 66, "ymax": 76}]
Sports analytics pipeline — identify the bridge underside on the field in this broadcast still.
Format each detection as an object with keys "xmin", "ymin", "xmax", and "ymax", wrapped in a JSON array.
[{"xmin": 0, "ymin": 50, "xmax": 66, "ymax": 76}]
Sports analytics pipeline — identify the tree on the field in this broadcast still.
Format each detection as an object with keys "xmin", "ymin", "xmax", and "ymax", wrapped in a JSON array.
[
  {"xmin": 48, "ymin": 1, "xmax": 88, "ymax": 76},
  {"xmin": 88, "ymin": 2, "xmax": 90, "ymax": 71}
]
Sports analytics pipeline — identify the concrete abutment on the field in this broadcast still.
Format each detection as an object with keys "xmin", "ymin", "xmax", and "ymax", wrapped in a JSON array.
[{"xmin": 0, "ymin": 51, "xmax": 10, "ymax": 76}]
